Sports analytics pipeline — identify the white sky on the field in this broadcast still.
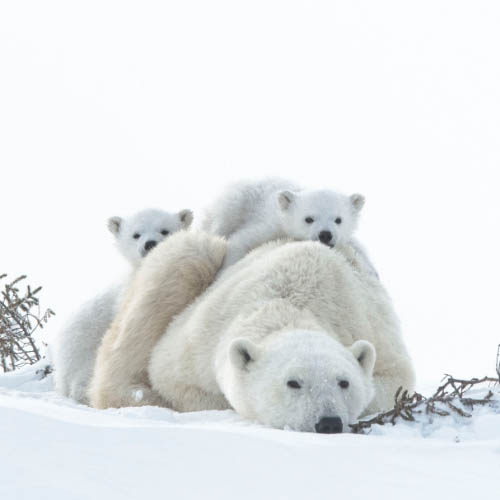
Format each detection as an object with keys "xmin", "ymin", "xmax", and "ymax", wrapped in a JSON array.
[{"xmin": 1, "ymin": 1, "xmax": 499, "ymax": 387}]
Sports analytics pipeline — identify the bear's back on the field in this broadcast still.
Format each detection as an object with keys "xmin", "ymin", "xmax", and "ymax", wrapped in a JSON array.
[
  {"xmin": 163, "ymin": 239, "xmax": 405, "ymax": 373},
  {"xmin": 201, "ymin": 178, "xmax": 300, "ymax": 237}
]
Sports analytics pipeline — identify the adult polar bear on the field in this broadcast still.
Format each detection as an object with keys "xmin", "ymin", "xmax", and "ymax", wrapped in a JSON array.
[{"xmin": 89, "ymin": 232, "xmax": 415, "ymax": 432}]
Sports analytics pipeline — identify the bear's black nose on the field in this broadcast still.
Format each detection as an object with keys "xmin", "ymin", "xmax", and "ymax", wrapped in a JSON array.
[
  {"xmin": 144, "ymin": 240, "xmax": 157, "ymax": 252},
  {"xmin": 315, "ymin": 416, "xmax": 343, "ymax": 434},
  {"xmin": 318, "ymin": 231, "xmax": 333, "ymax": 244}
]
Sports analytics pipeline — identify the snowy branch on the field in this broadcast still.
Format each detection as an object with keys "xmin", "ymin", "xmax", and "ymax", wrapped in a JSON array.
[
  {"xmin": 350, "ymin": 374, "xmax": 499, "ymax": 434},
  {"xmin": 0, "ymin": 274, "xmax": 55, "ymax": 372}
]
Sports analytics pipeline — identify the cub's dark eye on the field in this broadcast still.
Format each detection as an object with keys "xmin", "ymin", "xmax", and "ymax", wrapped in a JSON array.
[
  {"xmin": 287, "ymin": 380, "xmax": 301, "ymax": 389},
  {"xmin": 335, "ymin": 217, "xmax": 342, "ymax": 225},
  {"xmin": 339, "ymin": 380, "xmax": 349, "ymax": 389},
  {"xmin": 133, "ymin": 233, "xmax": 141, "ymax": 239},
  {"xmin": 161, "ymin": 229, "xmax": 169, "ymax": 236},
  {"xmin": 305, "ymin": 217, "xmax": 314, "ymax": 224}
]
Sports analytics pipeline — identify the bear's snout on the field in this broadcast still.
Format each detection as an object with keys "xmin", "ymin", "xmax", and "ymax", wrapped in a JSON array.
[
  {"xmin": 315, "ymin": 416, "xmax": 343, "ymax": 434},
  {"xmin": 144, "ymin": 240, "xmax": 158, "ymax": 252},
  {"xmin": 318, "ymin": 231, "xmax": 333, "ymax": 245}
]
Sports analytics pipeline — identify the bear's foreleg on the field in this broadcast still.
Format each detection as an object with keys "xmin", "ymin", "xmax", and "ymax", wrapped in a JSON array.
[{"xmin": 88, "ymin": 231, "xmax": 227, "ymax": 409}]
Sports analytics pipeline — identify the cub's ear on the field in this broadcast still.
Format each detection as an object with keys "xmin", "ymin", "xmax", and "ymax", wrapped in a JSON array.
[
  {"xmin": 229, "ymin": 338, "xmax": 260, "ymax": 371},
  {"xmin": 178, "ymin": 209, "xmax": 194, "ymax": 228},
  {"xmin": 350, "ymin": 194, "xmax": 365, "ymax": 213},
  {"xmin": 349, "ymin": 340, "xmax": 376, "ymax": 376},
  {"xmin": 107, "ymin": 216, "xmax": 122, "ymax": 235},
  {"xmin": 278, "ymin": 190, "xmax": 296, "ymax": 211}
]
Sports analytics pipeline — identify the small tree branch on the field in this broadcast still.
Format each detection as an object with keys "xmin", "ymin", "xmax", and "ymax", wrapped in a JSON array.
[{"xmin": 350, "ymin": 372, "xmax": 499, "ymax": 434}]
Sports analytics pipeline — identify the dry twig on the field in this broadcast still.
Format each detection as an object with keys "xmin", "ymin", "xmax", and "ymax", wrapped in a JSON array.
[{"xmin": 350, "ymin": 374, "xmax": 499, "ymax": 434}]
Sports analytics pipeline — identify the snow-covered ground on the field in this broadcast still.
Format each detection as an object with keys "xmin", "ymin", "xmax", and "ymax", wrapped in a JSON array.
[{"xmin": 1, "ymin": 363, "xmax": 499, "ymax": 500}]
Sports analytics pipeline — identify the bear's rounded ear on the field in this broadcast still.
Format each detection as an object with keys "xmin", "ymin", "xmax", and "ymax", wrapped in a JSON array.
[
  {"xmin": 107, "ymin": 216, "xmax": 122, "ymax": 236},
  {"xmin": 178, "ymin": 209, "xmax": 194, "ymax": 228},
  {"xmin": 229, "ymin": 338, "xmax": 260, "ymax": 371},
  {"xmin": 278, "ymin": 190, "xmax": 296, "ymax": 211},
  {"xmin": 349, "ymin": 340, "xmax": 376, "ymax": 376},
  {"xmin": 350, "ymin": 194, "xmax": 365, "ymax": 213}
]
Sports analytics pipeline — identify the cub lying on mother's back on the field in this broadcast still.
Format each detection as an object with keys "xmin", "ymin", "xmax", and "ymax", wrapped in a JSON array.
[{"xmin": 201, "ymin": 178, "xmax": 375, "ymax": 272}]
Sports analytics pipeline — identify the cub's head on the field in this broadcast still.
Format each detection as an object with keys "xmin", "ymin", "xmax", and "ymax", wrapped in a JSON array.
[
  {"xmin": 226, "ymin": 330, "xmax": 375, "ymax": 433},
  {"xmin": 277, "ymin": 190, "xmax": 364, "ymax": 247},
  {"xmin": 107, "ymin": 208, "xmax": 193, "ymax": 266}
]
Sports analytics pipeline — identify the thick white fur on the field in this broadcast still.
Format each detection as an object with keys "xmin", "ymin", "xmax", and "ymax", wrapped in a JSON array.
[
  {"xmin": 139, "ymin": 232, "xmax": 413, "ymax": 431},
  {"xmin": 148, "ymin": 235, "xmax": 414, "ymax": 431},
  {"xmin": 52, "ymin": 208, "xmax": 192, "ymax": 404},
  {"xmin": 88, "ymin": 231, "xmax": 226, "ymax": 409},
  {"xmin": 53, "ymin": 285, "xmax": 123, "ymax": 403},
  {"xmin": 201, "ymin": 178, "xmax": 376, "ymax": 274}
]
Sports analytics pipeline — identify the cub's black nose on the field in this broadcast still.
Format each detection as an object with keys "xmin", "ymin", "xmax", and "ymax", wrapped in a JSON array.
[
  {"xmin": 315, "ymin": 416, "xmax": 343, "ymax": 434},
  {"xmin": 318, "ymin": 231, "xmax": 333, "ymax": 244},
  {"xmin": 144, "ymin": 240, "xmax": 157, "ymax": 252}
]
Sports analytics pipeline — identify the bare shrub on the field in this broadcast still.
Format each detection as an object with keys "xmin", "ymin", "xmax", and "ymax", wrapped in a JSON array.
[
  {"xmin": 351, "ymin": 346, "xmax": 500, "ymax": 434},
  {"xmin": 350, "ymin": 375, "xmax": 499, "ymax": 433},
  {"xmin": 0, "ymin": 274, "xmax": 55, "ymax": 373}
]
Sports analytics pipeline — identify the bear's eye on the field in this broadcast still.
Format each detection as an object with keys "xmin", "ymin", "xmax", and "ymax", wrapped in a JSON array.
[
  {"xmin": 335, "ymin": 217, "xmax": 342, "ymax": 225},
  {"xmin": 339, "ymin": 380, "xmax": 349, "ymax": 389},
  {"xmin": 287, "ymin": 380, "xmax": 301, "ymax": 389},
  {"xmin": 161, "ymin": 229, "xmax": 169, "ymax": 236},
  {"xmin": 305, "ymin": 217, "xmax": 314, "ymax": 224},
  {"xmin": 133, "ymin": 233, "xmax": 141, "ymax": 239}
]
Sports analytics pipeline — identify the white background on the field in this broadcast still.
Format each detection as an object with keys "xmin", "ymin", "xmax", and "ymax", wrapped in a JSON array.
[{"xmin": 1, "ymin": 0, "xmax": 499, "ymax": 386}]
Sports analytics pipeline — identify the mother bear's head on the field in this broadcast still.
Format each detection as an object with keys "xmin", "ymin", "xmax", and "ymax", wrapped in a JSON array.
[{"xmin": 222, "ymin": 329, "xmax": 376, "ymax": 433}]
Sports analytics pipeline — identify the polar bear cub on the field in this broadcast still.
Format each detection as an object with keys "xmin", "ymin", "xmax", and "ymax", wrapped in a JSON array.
[
  {"xmin": 201, "ymin": 178, "xmax": 372, "ymax": 271},
  {"xmin": 108, "ymin": 208, "xmax": 193, "ymax": 265},
  {"xmin": 52, "ymin": 208, "xmax": 193, "ymax": 404}
]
